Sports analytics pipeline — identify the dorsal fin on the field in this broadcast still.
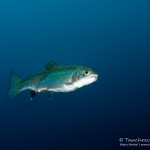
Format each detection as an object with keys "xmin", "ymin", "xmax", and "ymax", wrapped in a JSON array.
[
  {"xmin": 26, "ymin": 75, "xmax": 33, "ymax": 79},
  {"xmin": 45, "ymin": 61, "xmax": 59, "ymax": 70}
]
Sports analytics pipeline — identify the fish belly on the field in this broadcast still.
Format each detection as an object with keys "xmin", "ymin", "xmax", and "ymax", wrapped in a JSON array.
[{"xmin": 47, "ymin": 83, "xmax": 77, "ymax": 92}]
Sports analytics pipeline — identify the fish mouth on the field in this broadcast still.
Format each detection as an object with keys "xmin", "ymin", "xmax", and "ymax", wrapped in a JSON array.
[
  {"xmin": 88, "ymin": 73, "xmax": 98, "ymax": 81},
  {"xmin": 76, "ymin": 73, "xmax": 98, "ymax": 87}
]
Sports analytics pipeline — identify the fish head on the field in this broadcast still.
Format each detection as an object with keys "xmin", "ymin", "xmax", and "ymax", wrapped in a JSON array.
[{"xmin": 74, "ymin": 66, "xmax": 98, "ymax": 88}]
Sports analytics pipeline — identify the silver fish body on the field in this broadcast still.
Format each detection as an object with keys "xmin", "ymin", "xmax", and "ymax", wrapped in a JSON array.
[{"xmin": 8, "ymin": 61, "xmax": 98, "ymax": 100}]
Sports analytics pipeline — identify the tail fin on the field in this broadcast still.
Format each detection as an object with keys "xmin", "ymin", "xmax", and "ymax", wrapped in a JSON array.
[{"xmin": 8, "ymin": 71, "xmax": 22, "ymax": 100}]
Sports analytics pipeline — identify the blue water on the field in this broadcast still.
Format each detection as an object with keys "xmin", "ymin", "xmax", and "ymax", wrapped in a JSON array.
[{"xmin": 1, "ymin": 0, "xmax": 150, "ymax": 149}]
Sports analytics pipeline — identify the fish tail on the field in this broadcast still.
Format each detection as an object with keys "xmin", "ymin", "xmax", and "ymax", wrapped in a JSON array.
[{"xmin": 8, "ymin": 71, "xmax": 23, "ymax": 100}]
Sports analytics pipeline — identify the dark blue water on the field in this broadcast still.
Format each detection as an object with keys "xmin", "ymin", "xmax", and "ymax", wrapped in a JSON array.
[{"xmin": 1, "ymin": 0, "xmax": 150, "ymax": 149}]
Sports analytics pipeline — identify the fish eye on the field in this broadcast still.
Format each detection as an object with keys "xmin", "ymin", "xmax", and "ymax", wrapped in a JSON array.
[{"xmin": 85, "ymin": 70, "xmax": 89, "ymax": 75}]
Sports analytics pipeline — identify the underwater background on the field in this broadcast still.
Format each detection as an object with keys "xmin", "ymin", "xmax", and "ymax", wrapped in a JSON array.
[{"xmin": 0, "ymin": 0, "xmax": 150, "ymax": 149}]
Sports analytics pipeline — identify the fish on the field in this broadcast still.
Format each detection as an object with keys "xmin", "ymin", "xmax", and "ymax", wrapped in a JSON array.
[{"xmin": 8, "ymin": 61, "xmax": 98, "ymax": 100}]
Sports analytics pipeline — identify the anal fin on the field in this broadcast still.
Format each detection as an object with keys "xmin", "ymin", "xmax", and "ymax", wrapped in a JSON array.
[{"xmin": 30, "ymin": 91, "xmax": 36, "ymax": 100}]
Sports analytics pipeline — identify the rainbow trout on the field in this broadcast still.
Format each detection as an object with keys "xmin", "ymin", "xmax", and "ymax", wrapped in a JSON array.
[{"xmin": 8, "ymin": 61, "xmax": 98, "ymax": 100}]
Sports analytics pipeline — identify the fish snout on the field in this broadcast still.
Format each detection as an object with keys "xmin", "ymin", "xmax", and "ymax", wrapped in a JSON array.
[
  {"xmin": 87, "ymin": 73, "xmax": 98, "ymax": 83},
  {"xmin": 91, "ymin": 73, "xmax": 98, "ymax": 81}
]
